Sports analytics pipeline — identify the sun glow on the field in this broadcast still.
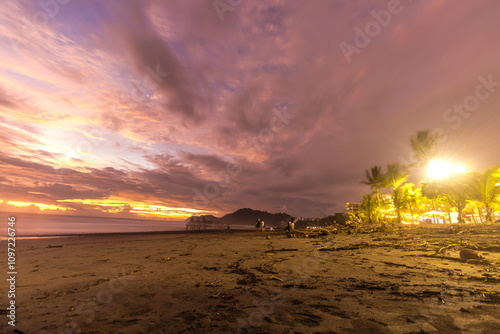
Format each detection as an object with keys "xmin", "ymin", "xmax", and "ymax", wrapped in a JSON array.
[
  {"xmin": 427, "ymin": 160, "xmax": 466, "ymax": 179},
  {"xmin": 5, "ymin": 201, "xmax": 72, "ymax": 212},
  {"xmin": 453, "ymin": 165, "xmax": 466, "ymax": 173},
  {"xmin": 57, "ymin": 198, "xmax": 211, "ymax": 220},
  {"xmin": 427, "ymin": 160, "xmax": 451, "ymax": 179}
]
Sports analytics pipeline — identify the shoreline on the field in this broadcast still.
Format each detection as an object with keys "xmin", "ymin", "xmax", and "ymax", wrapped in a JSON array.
[{"xmin": 1, "ymin": 226, "xmax": 257, "ymax": 239}]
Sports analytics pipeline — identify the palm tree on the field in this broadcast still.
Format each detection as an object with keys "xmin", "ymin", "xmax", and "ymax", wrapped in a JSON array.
[
  {"xmin": 469, "ymin": 167, "xmax": 500, "ymax": 222},
  {"xmin": 465, "ymin": 200, "xmax": 484, "ymax": 223},
  {"xmin": 360, "ymin": 193, "xmax": 380, "ymax": 224},
  {"xmin": 400, "ymin": 183, "xmax": 423, "ymax": 223},
  {"xmin": 449, "ymin": 174, "xmax": 472, "ymax": 224},
  {"xmin": 422, "ymin": 179, "xmax": 468, "ymax": 224},
  {"xmin": 361, "ymin": 166, "xmax": 386, "ymax": 223},
  {"xmin": 361, "ymin": 166, "xmax": 386, "ymax": 199},
  {"xmin": 385, "ymin": 163, "xmax": 409, "ymax": 224},
  {"xmin": 410, "ymin": 130, "xmax": 441, "ymax": 168}
]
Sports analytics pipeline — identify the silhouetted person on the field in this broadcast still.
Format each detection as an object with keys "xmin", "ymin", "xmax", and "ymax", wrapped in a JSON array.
[{"xmin": 286, "ymin": 218, "xmax": 295, "ymax": 237}]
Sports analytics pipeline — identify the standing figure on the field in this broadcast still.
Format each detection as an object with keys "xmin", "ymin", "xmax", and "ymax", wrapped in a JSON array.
[
  {"xmin": 260, "ymin": 220, "xmax": 265, "ymax": 232},
  {"xmin": 256, "ymin": 218, "xmax": 261, "ymax": 231},
  {"xmin": 286, "ymin": 217, "xmax": 295, "ymax": 237}
]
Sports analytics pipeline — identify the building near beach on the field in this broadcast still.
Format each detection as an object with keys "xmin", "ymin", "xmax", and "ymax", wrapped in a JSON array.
[{"xmin": 185, "ymin": 215, "xmax": 225, "ymax": 231}]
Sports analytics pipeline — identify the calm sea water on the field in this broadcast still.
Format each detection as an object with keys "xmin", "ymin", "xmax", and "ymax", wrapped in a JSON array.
[{"xmin": 0, "ymin": 212, "xmax": 187, "ymax": 237}]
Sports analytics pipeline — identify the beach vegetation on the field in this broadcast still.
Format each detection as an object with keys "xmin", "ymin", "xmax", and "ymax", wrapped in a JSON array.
[
  {"xmin": 467, "ymin": 167, "xmax": 500, "ymax": 222},
  {"xmin": 359, "ymin": 129, "xmax": 500, "ymax": 227}
]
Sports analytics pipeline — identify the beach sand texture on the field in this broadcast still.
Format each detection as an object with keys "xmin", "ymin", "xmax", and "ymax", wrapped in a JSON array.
[{"xmin": 2, "ymin": 225, "xmax": 500, "ymax": 333}]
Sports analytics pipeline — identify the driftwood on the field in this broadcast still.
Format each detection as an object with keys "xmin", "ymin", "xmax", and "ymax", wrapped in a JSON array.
[
  {"xmin": 318, "ymin": 242, "xmax": 374, "ymax": 252},
  {"xmin": 420, "ymin": 253, "xmax": 491, "ymax": 265},
  {"xmin": 265, "ymin": 248, "xmax": 298, "ymax": 253}
]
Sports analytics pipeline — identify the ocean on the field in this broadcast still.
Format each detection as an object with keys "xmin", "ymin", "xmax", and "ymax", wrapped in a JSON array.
[{"xmin": 0, "ymin": 212, "xmax": 187, "ymax": 237}]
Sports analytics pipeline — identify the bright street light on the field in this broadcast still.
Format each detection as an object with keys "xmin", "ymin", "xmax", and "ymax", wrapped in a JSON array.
[
  {"xmin": 427, "ymin": 160, "xmax": 451, "ymax": 179},
  {"xmin": 427, "ymin": 160, "xmax": 466, "ymax": 179}
]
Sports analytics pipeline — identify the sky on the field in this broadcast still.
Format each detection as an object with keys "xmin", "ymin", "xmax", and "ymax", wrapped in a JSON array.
[{"xmin": 1, "ymin": 0, "xmax": 500, "ymax": 220}]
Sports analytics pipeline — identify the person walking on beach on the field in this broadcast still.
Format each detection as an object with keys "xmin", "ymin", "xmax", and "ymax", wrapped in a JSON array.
[
  {"xmin": 256, "ymin": 219, "xmax": 261, "ymax": 231},
  {"xmin": 286, "ymin": 217, "xmax": 295, "ymax": 237},
  {"xmin": 260, "ymin": 220, "xmax": 265, "ymax": 232}
]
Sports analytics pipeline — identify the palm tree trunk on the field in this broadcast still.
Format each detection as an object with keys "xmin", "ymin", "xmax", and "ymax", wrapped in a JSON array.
[
  {"xmin": 444, "ymin": 202, "xmax": 452, "ymax": 224},
  {"xmin": 458, "ymin": 203, "xmax": 465, "ymax": 224},
  {"xmin": 376, "ymin": 191, "xmax": 381, "ymax": 225},
  {"xmin": 393, "ymin": 190, "xmax": 402, "ymax": 224},
  {"xmin": 477, "ymin": 205, "xmax": 484, "ymax": 223},
  {"xmin": 485, "ymin": 204, "xmax": 493, "ymax": 222}
]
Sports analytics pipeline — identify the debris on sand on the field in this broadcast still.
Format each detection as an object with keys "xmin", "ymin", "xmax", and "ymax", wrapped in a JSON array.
[
  {"xmin": 420, "ymin": 253, "xmax": 491, "ymax": 265},
  {"xmin": 265, "ymin": 248, "xmax": 298, "ymax": 253},
  {"xmin": 318, "ymin": 242, "xmax": 373, "ymax": 252},
  {"xmin": 236, "ymin": 271, "xmax": 261, "ymax": 285},
  {"xmin": 254, "ymin": 264, "xmax": 278, "ymax": 274},
  {"xmin": 283, "ymin": 283, "xmax": 318, "ymax": 289},
  {"xmin": 203, "ymin": 266, "xmax": 219, "ymax": 271},
  {"xmin": 460, "ymin": 249, "xmax": 481, "ymax": 260},
  {"xmin": 480, "ymin": 291, "xmax": 500, "ymax": 304},
  {"xmin": 229, "ymin": 258, "xmax": 262, "ymax": 285}
]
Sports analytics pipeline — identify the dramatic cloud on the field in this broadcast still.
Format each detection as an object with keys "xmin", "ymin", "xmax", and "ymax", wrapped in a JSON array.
[{"xmin": 1, "ymin": 0, "xmax": 500, "ymax": 219}]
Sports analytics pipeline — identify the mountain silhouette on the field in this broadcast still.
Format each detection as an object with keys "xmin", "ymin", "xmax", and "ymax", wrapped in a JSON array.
[{"xmin": 186, "ymin": 208, "xmax": 293, "ymax": 227}]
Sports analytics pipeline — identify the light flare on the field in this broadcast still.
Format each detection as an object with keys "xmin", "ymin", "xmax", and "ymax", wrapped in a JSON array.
[
  {"xmin": 427, "ymin": 160, "xmax": 466, "ymax": 179},
  {"xmin": 453, "ymin": 165, "xmax": 466, "ymax": 173},
  {"xmin": 427, "ymin": 160, "xmax": 451, "ymax": 179}
]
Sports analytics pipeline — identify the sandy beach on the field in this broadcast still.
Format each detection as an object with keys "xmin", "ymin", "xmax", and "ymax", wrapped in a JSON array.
[{"xmin": 2, "ymin": 225, "xmax": 500, "ymax": 333}]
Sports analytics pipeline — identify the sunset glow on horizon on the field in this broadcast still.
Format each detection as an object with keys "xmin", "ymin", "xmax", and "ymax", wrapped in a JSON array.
[{"xmin": 0, "ymin": 198, "xmax": 211, "ymax": 221}]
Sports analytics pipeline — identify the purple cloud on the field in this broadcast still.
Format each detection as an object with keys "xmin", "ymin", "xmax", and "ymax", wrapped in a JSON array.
[{"xmin": 1, "ymin": 0, "xmax": 500, "ymax": 219}]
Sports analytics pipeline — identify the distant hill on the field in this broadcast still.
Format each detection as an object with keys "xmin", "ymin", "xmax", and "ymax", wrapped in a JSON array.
[
  {"xmin": 185, "ymin": 208, "xmax": 293, "ymax": 227},
  {"xmin": 221, "ymin": 208, "xmax": 293, "ymax": 227}
]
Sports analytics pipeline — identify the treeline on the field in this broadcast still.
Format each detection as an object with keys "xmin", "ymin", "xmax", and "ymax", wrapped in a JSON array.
[
  {"xmin": 359, "ymin": 130, "xmax": 500, "ymax": 226},
  {"xmin": 297, "ymin": 213, "xmax": 348, "ymax": 229}
]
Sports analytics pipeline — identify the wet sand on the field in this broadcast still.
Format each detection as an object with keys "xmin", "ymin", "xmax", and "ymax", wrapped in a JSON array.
[{"xmin": 2, "ymin": 225, "xmax": 500, "ymax": 333}]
